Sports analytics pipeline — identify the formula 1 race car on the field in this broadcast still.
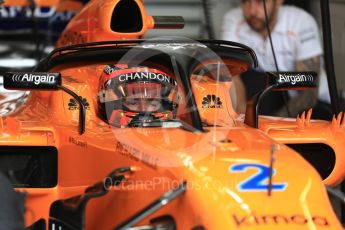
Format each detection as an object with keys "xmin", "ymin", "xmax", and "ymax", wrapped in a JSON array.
[{"xmin": 1, "ymin": 0, "xmax": 345, "ymax": 229}]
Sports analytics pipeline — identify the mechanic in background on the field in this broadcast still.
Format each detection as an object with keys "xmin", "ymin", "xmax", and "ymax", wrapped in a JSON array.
[{"xmin": 222, "ymin": 0, "xmax": 330, "ymax": 117}]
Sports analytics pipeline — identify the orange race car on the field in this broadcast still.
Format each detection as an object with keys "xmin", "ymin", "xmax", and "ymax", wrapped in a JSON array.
[{"xmin": 1, "ymin": 0, "xmax": 345, "ymax": 229}]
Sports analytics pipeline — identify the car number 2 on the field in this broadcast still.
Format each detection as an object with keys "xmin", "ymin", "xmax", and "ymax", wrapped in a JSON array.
[{"xmin": 229, "ymin": 163, "xmax": 288, "ymax": 192}]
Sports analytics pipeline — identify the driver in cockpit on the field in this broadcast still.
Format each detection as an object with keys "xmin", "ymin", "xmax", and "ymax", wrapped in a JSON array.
[{"xmin": 97, "ymin": 64, "xmax": 179, "ymax": 127}]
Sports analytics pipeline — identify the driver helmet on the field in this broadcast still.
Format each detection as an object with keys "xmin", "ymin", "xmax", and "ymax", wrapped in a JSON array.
[{"xmin": 98, "ymin": 64, "xmax": 179, "ymax": 127}]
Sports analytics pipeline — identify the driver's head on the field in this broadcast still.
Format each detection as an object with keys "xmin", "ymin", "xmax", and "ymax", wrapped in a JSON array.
[
  {"xmin": 98, "ymin": 64, "xmax": 178, "ymax": 127},
  {"xmin": 123, "ymin": 98, "xmax": 162, "ymax": 112},
  {"xmin": 240, "ymin": 0, "xmax": 284, "ymax": 34}
]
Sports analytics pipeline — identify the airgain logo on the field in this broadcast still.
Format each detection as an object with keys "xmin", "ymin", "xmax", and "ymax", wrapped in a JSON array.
[
  {"xmin": 5, "ymin": 72, "xmax": 61, "ymax": 90},
  {"xmin": 202, "ymin": 95, "xmax": 223, "ymax": 109},
  {"xmin": 68, "ymin": 97, "xmax": 90, "ymax": 110},
  {"xmin": 12, "ymin": 73, "xmax": 56, "ymax": 85},
  {"xmin": 278, "ymin": 73, "xmax": 314, "ymax": 85}
]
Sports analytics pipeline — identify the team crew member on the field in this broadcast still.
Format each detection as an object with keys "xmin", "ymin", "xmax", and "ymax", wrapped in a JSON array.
[{"xmin": 222, "ymin": 0, "xmax": 329, "ymax": 116}]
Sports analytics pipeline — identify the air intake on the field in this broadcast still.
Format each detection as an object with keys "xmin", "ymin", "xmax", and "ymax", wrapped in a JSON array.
[
  {"xmin": 287, "ymin": 143, "xmax": 335, "ymax": 180},
  {"xmin": 111, "ymin": 0, "xmax": 143, "ymax": 33},
  {"xmin": 0, "ymin": 146, "xmax": 57, "ymax": 188}
]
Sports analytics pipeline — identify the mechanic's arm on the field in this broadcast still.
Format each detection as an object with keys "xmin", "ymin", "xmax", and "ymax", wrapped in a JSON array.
[{"xmin": 274, "ymin": 56, "xmax": 320, "ymax": 117}]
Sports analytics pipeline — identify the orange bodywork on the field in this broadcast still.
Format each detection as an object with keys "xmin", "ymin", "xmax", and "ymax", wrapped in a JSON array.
[
  {"xmin": 1, "ymin": 0, "xmax": 345, "ymax": 229},
  {"xmin": 3, "ymin": 63, "xmax": 342, "ymax": 229},
  {"xmin": 56, "ymin": 0, "xmax": 155, "ymax": 47},
  {"xmin": 258, "ymin": 114, "xmax": 345, "ymax": 186}
]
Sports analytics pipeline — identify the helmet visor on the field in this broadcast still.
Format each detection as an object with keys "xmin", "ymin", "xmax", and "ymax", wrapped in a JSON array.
[{"xmin": 100, "ymin": 66, "xmax": 178, "ymax": 113}]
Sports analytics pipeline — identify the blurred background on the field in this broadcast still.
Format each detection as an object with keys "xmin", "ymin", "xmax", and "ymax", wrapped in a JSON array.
[
  {"xmin": 0, "ymin": 0, "xmax": 344, "ymax": 104},
  {"xmin": 144, "ymin": 0, "xmax": 345, "ymax": 99}
]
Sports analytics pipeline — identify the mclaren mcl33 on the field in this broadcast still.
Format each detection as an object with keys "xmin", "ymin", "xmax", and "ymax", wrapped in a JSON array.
[{"xmin": 1, "ymin": 0, "xmax": 345, "ymax": 229}]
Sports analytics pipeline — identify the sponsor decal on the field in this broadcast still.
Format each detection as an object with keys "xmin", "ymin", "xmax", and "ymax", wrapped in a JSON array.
[
  {"xmin": 103, "ymin": 65, "xmax": 119, "ymax": 75},
  {"xmin": 118, "ymin": 72, "xmax": 172, "ymax": 84},
  {"xmin": 141, "ymin": 43, "xmax": 207, "ymax": 50},
  {"xmin": 69, "ymin": 136, "xmax": 87, "ymax": 148},
  {"xmin": 68, "ymin": 97, "xmax": 90, "ymax": 110},
  {"xmin": 116, "ymin": 142, "xmax": 158, "ymax": 169},
  {"xmin": 229, "ymin": 163, "xmax": 288, "ymax": 192},
  {"xmin": 12, "ymin": 73, "xmax": 56, "ymax": 85},
  {"xmin": 278, "ymin": 73, "xmax": 314, "ymax": 85},
  {"xmin": 103, "ymin": 65, "xmax": 129, "ymax": 75},
  {"xmin": 4, "ymin": 72, "xmax": 61, "ymax": 89},
  {"xmin": 232, "ymin": 213, "xmax": 330, "ymax": 227},
  {"xmin": 202, "ymin": 95, "xmax": 223, "ymax": 109}
]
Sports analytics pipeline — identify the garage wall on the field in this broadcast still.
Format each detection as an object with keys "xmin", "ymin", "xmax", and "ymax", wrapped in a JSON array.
[
  {"xmin": 144, "ymin": 0, "xmax": 345, "ymax": 95},
  {"xmin": 311, "ymin": 0, "xmax": 345, "ymax": 94},
  {"xmin": 143, "ymin": 0, "xmax": 239, "ymax": 39},
  {"xmin": 329, "ymin": 1, "xmax": 345, "ymax": 93},
  {"xmin": 331, "ymin": 1, "xmax": 345, "ymax": 93}
]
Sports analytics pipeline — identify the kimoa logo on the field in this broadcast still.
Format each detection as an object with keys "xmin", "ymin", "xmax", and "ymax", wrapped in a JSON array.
[
  {"xmin": 12, "ymin": 73, "xmax": 56, "ymax": 85},
  {"xmin": 233, "ymin": 213, "xmax": 329, "ymax": 227},
  {"xmin": 278, "ymin": 73, "xmax": 314, "ymax": 85}
]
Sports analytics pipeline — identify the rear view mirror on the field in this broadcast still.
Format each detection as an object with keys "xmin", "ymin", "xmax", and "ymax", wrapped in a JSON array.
[
  {"xmin": 245, "ymin": 71, "xmax": 318, "ymax": 128},
  {"xmin": 3, "ymin": 72, "xmax": 86, "ymax": 135},
  {"xmin": 4, "ymin": 72, "xmax": 61, "ymax": 90},
  {"xmin": 267, "ymin": 71, "xmax": 317, "ymax": 90}
]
